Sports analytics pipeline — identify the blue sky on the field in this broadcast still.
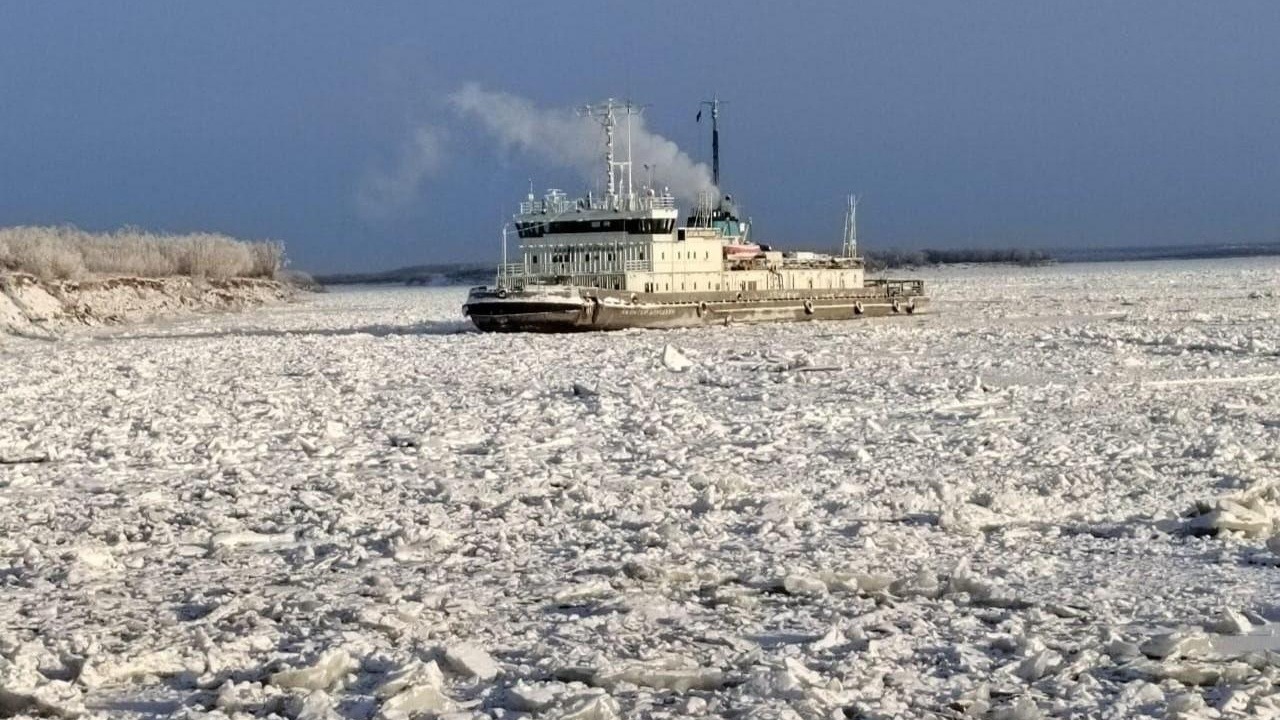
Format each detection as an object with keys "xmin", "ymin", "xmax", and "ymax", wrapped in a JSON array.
[{"xmin": 2, "ymin": 1, "xmax": 1278, "ymax": 272}]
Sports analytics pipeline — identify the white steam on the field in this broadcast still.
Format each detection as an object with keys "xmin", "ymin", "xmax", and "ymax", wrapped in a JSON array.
[
  {"xmin": 356, "ymin": 126, "xmax": 446, "ymax": 221},
  {"xmin": 450, "ymin": 83, "xmax": 717, "ymax": 202}
]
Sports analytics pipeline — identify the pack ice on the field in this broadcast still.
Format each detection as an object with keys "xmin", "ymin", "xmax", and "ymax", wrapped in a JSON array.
[{"xmin": 2, "ymin": 258, "xmax": 1280, "ymax": 719}]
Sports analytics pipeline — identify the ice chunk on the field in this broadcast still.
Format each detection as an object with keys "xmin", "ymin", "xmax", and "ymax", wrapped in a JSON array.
[
  {"xmin": 378, "ymin": 684, "xmax": 456, "ymax": 720},
  {"xmin": 214, "ymin": 680, "xmax": 269, "ymax": 713},
  {"xmin": 1166, "ymin": 692, "xmax": 1206, "ymax": 714},
  {"xmin": 1141, "ymin": 661, "xmax": 1255, "ymax": 686},
  {"xmin": 1014, "ymin": 650, "xmax": 1061, "ymax": 682},
  {"xmin": 855, "ymin": 573, "xmax": 894, "ymax": 594},
  {"xmin": 743, "ymin": 660, "xmax": 844, "ymax": 706},
  {"xmin": 593, "ymin": 658, "xmax": 725, "ymax": 692},
  {"xmin": 1212, "ymin": 609, "xmax": 1253, "ymax": 635},
  {"xmin": 938, "ymin": 504, "xmax": 1002, "ymax": 535},
  {"xmin": 270, "ymin": 650, "xmax": 357, "ymax": 691},
  {"xmin": 782, "ymin": 574, "xmax": 827, "ymax": 597},
  {"xmin": 810, "ymin": 626, "xmax": 847, "ymax": 652},
  {"xmin": 78, "ymin": 648, "xmax": 199, "ymax": 688},
  {"xmin": 552, "ymin": 581, "xmax": 616, "ymax": 605},
  {"xmin": 683, "ymin": 696, "xmax": 708, "ymax": 715},
  {"xmin": 781, "ymin": 657, "xmax": 826, "ymax": 687},
  {"xmin": 209, "ymin": 531, "xmax": 293, "ymax": 550},
  {"xmin": 1189, "ymin": 505, "xmax": 1272, "ymax": 537},
  {"xmin": 67, "ymin": 545, "xmax": 120, "ymax": 571},
  {"xmin": 889, "ymin": 569, "xmax": 941, "ymax": 598},
  {"xmin": 290, "ymin": 690, "xmax": 342, "ymax": 720},
  {"xmin": 377, "ymin": 660, "xmax": 446, "ymax": 699},
  {"xmin": 991, "ymin": 697, "xmax": 1042, "ymax": 720},
  {"xmin": 0, "ymin": 679, "xmax": 85, "ymax": 719},
  {"xmin": 662, "ymin": 344, "xmax": 693, "ymax": 372},
  {"xmin": 557, "ymin": 692, "xmax": 621, "ymax": 720},
  {"xmin": 502, "ymin": 682, "xmax": 561, "ymax": 712},
  {"xmin": 1103, "ymin": 638, "xmax": 1141, "ymax": 660},
  {"xmin": 375, "ymin": 659, "xmax": 454, "ymax": 719},
  {"xmin": 1139, "ymin": 632, "xmax": 1211, "ymax": 660},
  {"xmin": 443, "ymin": 643, "xmax": 499, "ymax": 681}
]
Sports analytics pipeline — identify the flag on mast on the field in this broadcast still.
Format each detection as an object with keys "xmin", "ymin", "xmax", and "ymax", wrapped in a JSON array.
[{"xmin": 695, "ymin": 109, "xmax": 702, "ymax": 122}]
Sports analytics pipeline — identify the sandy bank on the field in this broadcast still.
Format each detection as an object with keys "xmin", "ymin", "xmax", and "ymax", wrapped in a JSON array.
[{"xmin": 0, "ymin": 273, "xmax": 294, "ymax": 337}]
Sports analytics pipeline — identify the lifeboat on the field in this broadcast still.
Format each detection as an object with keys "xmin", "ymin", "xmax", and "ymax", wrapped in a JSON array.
[{"xmin": 723, "ymin": 243, "xmax": 763, "ymax": 260}]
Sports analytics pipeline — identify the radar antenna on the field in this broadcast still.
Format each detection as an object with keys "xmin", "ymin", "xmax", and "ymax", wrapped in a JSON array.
[
  {"xmin": 842, "ymin": 194, "xmax": 859, "ymax": 259},
  {"xmin": 579, "ymin": 99, "xmax": 644, "ymax": 207}
]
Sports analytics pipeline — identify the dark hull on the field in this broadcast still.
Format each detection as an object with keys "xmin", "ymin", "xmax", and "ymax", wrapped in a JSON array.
[{"xmin": 464, "ymin": 286, "xmax": 927, "ymax": 333}]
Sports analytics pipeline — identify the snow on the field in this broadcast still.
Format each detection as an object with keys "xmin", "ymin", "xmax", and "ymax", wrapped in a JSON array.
[{"xmin": 1, "ymin": 259, "xmax": 1280, "ymax": 718}]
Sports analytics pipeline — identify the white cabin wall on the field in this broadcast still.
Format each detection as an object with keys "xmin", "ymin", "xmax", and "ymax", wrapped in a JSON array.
[{"xmin": 626, "ymin": 267, "xmax": 865, "ymax": 295}]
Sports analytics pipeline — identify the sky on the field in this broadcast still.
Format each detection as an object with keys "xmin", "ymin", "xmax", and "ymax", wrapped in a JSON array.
[{"xmin": 1, "ymin": 1, "xmax": 1278, "ymax": 272}]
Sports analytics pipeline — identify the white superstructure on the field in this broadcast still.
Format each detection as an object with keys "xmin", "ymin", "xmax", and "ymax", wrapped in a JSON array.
[{"xmin": 497, "ymin": 98, "xmax": 865, "ymax": 298}]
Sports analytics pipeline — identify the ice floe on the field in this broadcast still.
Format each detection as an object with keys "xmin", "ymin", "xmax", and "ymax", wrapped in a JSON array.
[{"xmin": 2, "ymin": 261, "xmax": 1280, "ymax": 718}]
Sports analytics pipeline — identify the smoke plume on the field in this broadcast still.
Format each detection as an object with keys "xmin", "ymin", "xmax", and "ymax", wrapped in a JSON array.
[
  {"xmin": 450, "ymin": 83, "xmax": 717, "ymax": 202},
  {"xmin": 356, "ymin": 126, "xmax": 446, "ymax": 221}
]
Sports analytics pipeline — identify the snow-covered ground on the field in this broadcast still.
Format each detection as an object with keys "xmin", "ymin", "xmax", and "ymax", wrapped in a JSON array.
[{"xmin": 2, "ymin": 258, "xmax": 1280, "ymax": 719}]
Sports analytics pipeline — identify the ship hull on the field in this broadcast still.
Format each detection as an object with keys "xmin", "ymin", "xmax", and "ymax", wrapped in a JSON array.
[{"xmin": 464, "ymin": 285, "xmax": 927, "ymax": 333}]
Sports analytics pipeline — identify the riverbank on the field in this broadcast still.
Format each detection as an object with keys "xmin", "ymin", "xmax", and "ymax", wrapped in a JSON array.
[{"xmin": 0, "ymin": 273, "xmax": 296, "ymax": 337}]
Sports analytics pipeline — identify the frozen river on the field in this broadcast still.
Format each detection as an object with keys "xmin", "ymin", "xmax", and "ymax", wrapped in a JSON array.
[{"xmin": 2, "ymin": 258, "xmax": 1280, "ymax": 719}]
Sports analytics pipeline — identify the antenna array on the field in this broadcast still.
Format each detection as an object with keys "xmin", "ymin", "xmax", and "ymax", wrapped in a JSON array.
[
  {"xmin": 579, "ymin": 99, "xmax": 644, "ymax": 204},
  {"xmin": 842, "ymin": 194, "xmax": 859, "ymax": 258}
]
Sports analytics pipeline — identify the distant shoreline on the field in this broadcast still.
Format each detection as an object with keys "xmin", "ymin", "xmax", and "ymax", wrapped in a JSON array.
[{"xmin": 313, "ymin": 240, "xmax": 1280, "ymax": 287}]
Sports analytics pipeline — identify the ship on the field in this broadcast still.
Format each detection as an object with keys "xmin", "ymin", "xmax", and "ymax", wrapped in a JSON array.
[{"xmin": 463, "ymin": 97, "xmax": 926, "ymax": 332}]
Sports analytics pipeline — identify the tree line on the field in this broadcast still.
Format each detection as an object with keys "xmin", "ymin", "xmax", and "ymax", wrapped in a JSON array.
[{"xmin": 864, "ymin": 247, "xmax": 1053, "ymax": 270}]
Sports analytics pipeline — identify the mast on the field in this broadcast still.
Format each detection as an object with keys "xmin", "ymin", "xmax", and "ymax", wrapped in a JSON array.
[
  {"xmin": 842, "ymin": 194, "xmax": 859, "ymax": 258},
  {"xmin": 699, "ymin": 96, "xmax": 724, "ymax": 187},
  {"xmin": 580, "ymin": 99, "xmax": 643, "ymax": 206}
]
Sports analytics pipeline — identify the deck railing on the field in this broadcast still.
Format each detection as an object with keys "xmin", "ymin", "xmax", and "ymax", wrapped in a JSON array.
[
  {"xmin": 866, "ymin": 278, "xmax": 926, "ymax": 296},
  {"xmin": 519, "ymin": 191, "xmax": 676, "ymax": 216}
]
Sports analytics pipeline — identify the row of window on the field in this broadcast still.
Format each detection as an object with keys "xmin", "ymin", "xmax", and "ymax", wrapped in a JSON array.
[
  {"xmin": 639, "ymin": 280, "xmax": 762, "ymax": 293},
  {"xmin": 661, "ymin": 250, "xmax": 710, "ymax": 261},
  {"xmin": 516, "ymin": 218, "xmax": 676, "ymax": 238},
  {"xmin": 526, "ymin": 248, "xmax": 710, "ymax": 263}
]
